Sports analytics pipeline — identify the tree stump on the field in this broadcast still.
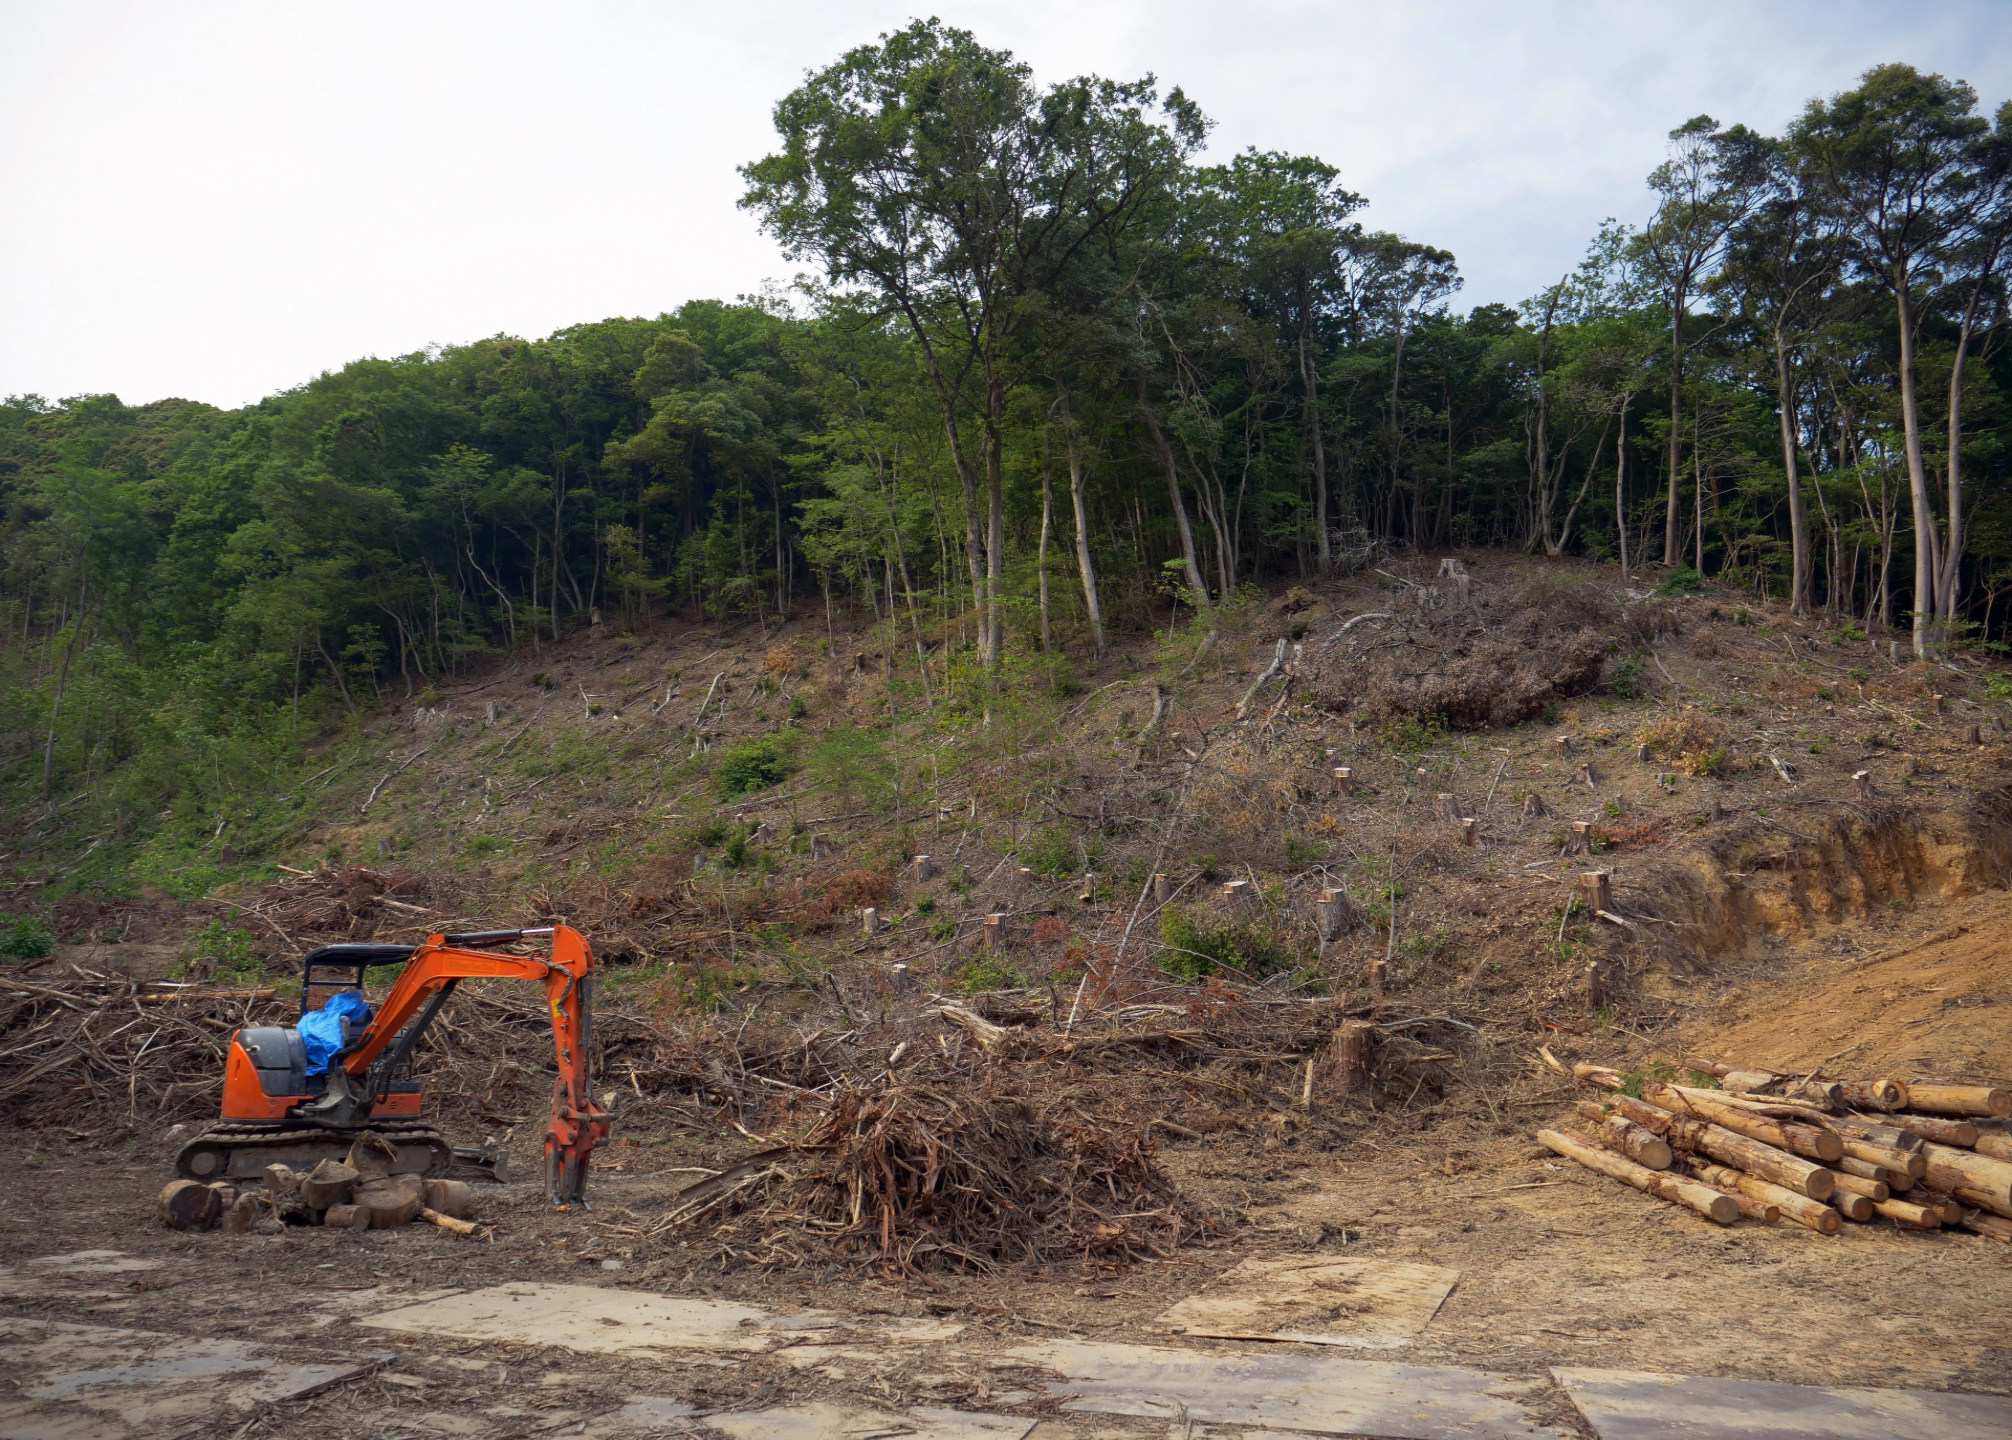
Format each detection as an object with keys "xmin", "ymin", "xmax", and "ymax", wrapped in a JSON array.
[
  {"xmin": 888, "ymin": 963, "xmax": 915, "ymax": 994},
  {"xmin": 981, "ymin": 913, "xmax": 1007, "ymax": 949},
  {"xmin": 423, "ymin": 1179, "xmax": 476, "ymax": 1219},
  {"xmin": 861, "ymin": 907, "xmax": 882, "ymax": 937},
  {"xmin": 300, "ymin": 1161, "xmax": 358, "ymax": 1212},
  {"xmin": 1963, "ymin": 724, "xmax": 1983, "ymax": 746},
  {"xmin": 1436, "ymin": 793, "xmax": 1461, "ymax": 822},
  {"xmin": 1366, "ymin": 957, "xmax": 1389, "ymax": 993},
  {"xmin": 1584, "ymin": 959, "xmax": 1613, "ymax": 1013},
  {"xmin": 1332, "ymin": 766, "xmax": 1352, "ymax": 792},
  {"xmin": 1567, "ymin": 821, "xmax": 1593, "ymax": 855},
  {"xmin": 157, "ymin": 1180, "xmax": 221, "ymax": 1232},
  {"xmin": 1636, "ymin": 743, "xmax": 1650, "ymax": 762},
  {"xmin": 1459, "ymin": 817, "xmax": 1478, "ymax": 847},
  {"xmin": 1580, "ymin": 870, "xmax": 1613, "ymax": 915},
  {"xmin": 909, "ymin": 855, "xmax": 938, "ymax": 883},
  {"xmin": 1151, "ymin": 873, "xmax": 1173, "ymax": 905},
  {"xmin": 1334, "ymin": 1021, "xmax": 1375, "ymax": 1091},
  {"xmin": 1577, "ymin": 761, "xmax": 1597, "ymax": 789},
  {"xmin": 1554, "ymin": 734, "xmax": 1572, "ymax": 757},
  {"xmin": 1314, "ymin": 887, "xmax": 1356, "ymax": 942},
  {"xmin": 1709, "ymin": 795, "xmax": 1724, "ymax": 822},
  {"xmin": 1522, "ymin": 792, "xmax": 1548, "ymax": 820},
  {"xmin": 1220, "ymin": 879, "xmax": 1257, "ymax": 912},
  {"xmin": 1851, "ymin": 770, "xmax": 1874, "ymax": 799}
]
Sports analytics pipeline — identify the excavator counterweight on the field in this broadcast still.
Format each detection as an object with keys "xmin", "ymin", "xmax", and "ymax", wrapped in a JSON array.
[{"xmin": 176, "ymin": 924, "xmax": 611, "ymax": 1205}]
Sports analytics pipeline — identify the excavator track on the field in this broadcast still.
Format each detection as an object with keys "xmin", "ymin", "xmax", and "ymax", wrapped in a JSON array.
[{"xmin": 174, "ymin": 1120, "xmax": 453, "ymax": 1182}]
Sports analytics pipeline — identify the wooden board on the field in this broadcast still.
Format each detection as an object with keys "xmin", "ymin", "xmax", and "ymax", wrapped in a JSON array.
[
  {"xmin": 1152, "ymin": 1256, "xmax": 1460, "ymax": 1348},
  {"xmin": 1553, "ymin": 1366, "xmax": 2012, "ymax": 1439}
]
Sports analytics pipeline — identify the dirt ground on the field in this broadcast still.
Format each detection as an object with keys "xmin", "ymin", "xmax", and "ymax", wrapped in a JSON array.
[{"xmin": 5, "ymin": 883, "xmax": 2009, "ymax": 1438}]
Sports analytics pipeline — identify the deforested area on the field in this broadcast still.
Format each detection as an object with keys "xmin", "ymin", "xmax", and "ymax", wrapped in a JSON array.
[{"xmin": 4, "ymin": 16, "xmax": 2012, "ymax": 1438}]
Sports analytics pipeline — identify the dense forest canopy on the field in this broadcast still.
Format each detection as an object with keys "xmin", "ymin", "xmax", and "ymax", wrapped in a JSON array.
[{"xmin": 5, "ymin": 27, "xmax": 2011, "ymax": 878}]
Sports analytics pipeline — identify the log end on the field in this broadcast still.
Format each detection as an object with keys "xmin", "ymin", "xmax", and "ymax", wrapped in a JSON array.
[
  {"xmin": 1704, "ymin": 1193, "xmax": 1740, "ymax": 1225},
  {"xmin": 1639, "ymin": 1138, "xmax": 1674, "ymax": 1170}
]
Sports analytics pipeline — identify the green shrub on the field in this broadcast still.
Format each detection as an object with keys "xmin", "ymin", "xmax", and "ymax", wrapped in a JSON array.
[
  {"xmin": 1019, "ymin": 827, "xmax": 1078, "ymax": 880},
  {"xmin": 716, "ymin": 734, "xmax": 794, "ymax": 796},
  {"xmin": 1656, "ymin": 567, "xmax": 1705, "ymax": 595},
  {"xmin": 1157, "ymin": 908, "xmax": 1293, "ymax": 983},
  {"xmin": 951, "ymin": 954, "xmax": 1022, "ymax": 992},
  {"xmin": 186, "ymin": 917, "xmax": 259, "ymax": 981},
  {"xmin": 0, "ymin": 914, "xmax": 55, "ymax": 961}
]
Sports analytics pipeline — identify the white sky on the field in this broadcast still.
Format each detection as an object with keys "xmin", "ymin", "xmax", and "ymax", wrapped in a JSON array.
[{"xmin": 3, "ymin": 1, "xmax": 2009, "ymax": 410}]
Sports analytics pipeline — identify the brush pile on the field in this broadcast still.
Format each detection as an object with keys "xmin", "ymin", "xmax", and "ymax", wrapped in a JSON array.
[
  {"xmin": 643, "ymin": 1072, "xmax": 1224, "ymax": 1273},
  {"xmin": 0, "ymin": 969, "xmax": 288, "ymax": 1126},
  {"xmin": 1538, "ymin": 1051, "xmax": 2012, "ymax": 1243}
]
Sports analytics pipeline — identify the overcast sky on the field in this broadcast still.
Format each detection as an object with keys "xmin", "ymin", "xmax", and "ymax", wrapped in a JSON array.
[{"xmin": 4, "ymin": 1, "xmax": 2010, "ymax": 411}]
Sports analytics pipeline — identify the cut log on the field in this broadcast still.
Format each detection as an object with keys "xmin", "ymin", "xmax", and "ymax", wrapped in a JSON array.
[
  {"xmin": 1685, "ymin": 1162, "xmax": 1780, "ymax": 1222},
  {"xmin": 1829, "ymin": 1189, "xmax": 1876, "ymax": 1222},
  {"xmin": 1905, "ymin": 1083, "xmax": 2011, "ymax": 1118},
  {"xmin": 1961, "ymin": 1210, "xmax": 2012, "ymax": 1243},
  {"xmin": 1975, "ymin": 1134, "xmax": 2012, "ymax": 1163},
  {"xmin": 1646, "ymin": 1083, "xmax": 1842, "ymax": 1162},
  {"xmin": 220, "ymin": 1195, "xmax": 260, "ymax": 1235},
  {"xmin": 1838, "ymin": 1078, "xmax": 1907, "ymax": 1111},
  {"xmin": 1833, "ymin": 1117, "xmax": 1924, "ymax": 1151},
  {"xmin": 1709, "ymin": 1067, "xmax": 1844, "ymax": 1108},
  {"xmin": 346, "ymin": 1132, "xmax": 399, "ymax": 1178},
  {"xmin": 1919, "ymin": 1142, "xmax": 2012, "ymax": 1211},
  {"xmin": 354, "ymin": 1177, "xmax": 422, "ymax": 1229},
  {"xmin": 1829, "ymin": 1171, "xmax": 1890, "ymax": 1203},
  {"xmin": 1537, "ymin": 1128, "xmax": 1737, "ymax": 1225},
  {"xmin": 1593, "ymin": 1093, "xmax": 1680, "ymax": 1134},
  {"xmin": 1599, "ymin": 1114, "xmax": 1672, "ymax": 1169},
  {"xmin": 1571, "ymin": 1103, "xmax": 1673, "ymax": 1168},
  {"xmin": 1691, "ymin": 1161, "xmax": 1838, "ymax": 1233},
  {"xmin": 1840, "ymin": 1139, "xmax": 1927, "ymax": 1179},
  {"xmin": 1908, "ymin": 1186, "xmax": 1965, "ymax": 1225},
  {"xmin": 1952, "ymin": 1184, "xmax": 2012, "ymax": 1221},
  {"xmin": 423, "ymin": 1179, "xmax": 476, "ymax": 1219},
  {"xmin": 1875, "ymin": 1114, "xmax": 1979, "ymax": 1147},
  {"xmin": 1873, "ymin": 1198, "xmax": 1943, "ymax": 1228},
  {"xmin": 299, "ymin": 1160, "xmax": 358, "ymax": 1211},
  {"xmin": 419, "ymin": 1207, "xmax": 481, "ymax": 1236},
  {"xmin": 157, "ymin": 1179, "xmax": 221, "ymax": 1232},
  {"xmin": 1334, "ymin": 1021, "xmax": 1375, "ymax": 1092},
  {"xmin": 1689, "ymin": 1123, "xmax": 1836, "ymax": 1201},
  {"xmin": 322, "ymin": 1204, "xmax": 371, "ymax": 1230}
]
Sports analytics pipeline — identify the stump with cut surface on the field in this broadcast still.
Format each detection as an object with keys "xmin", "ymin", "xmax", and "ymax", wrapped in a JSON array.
[
  {"xmin": 1334, "ymin": 1021, "xmax": 1375, "ymax": 1092},
  {"xmin": 157, "ymin": 1179, "xmax": 221, "ymax": 1232}
]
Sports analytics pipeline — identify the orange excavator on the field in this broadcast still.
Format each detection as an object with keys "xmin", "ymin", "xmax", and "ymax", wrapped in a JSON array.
[{"xmin": 175, "ymin": 924, "xmax": 611, "ymax": 1205}]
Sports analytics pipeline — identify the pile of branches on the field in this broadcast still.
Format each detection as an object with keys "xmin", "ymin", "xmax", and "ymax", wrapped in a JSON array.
[
  {"xmin": 1304, "ymin": 570, "xmax": 1675, "ymax": 731},
  {"xmin": 238, "ymin": 864, "xmax": 433, "ymax": 947},
  {"xmin": 0, "ymin": 970, "xmax": 287, "ymax": 1127},
  {"xmin": 652, "ymin": 1072, "xmax": 1224, "ymax": 1273}
]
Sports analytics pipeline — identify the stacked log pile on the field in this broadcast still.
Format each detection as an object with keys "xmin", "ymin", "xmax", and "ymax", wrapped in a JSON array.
[
  {"xmin": 156, "ymin": 1131, "xmax": 485, "ymax": 1237},
  {"xmin": 1537, "ymin": 1051, "xmax": 2012, "ymax": 1245}
]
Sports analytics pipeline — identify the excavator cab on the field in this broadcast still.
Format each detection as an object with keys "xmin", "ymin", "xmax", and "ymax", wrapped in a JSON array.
[{"xmin": 181, "ymin": 925, "xmax": 610, "ymax": 1205}]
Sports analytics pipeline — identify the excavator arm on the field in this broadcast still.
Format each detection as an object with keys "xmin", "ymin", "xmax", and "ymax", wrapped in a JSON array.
[{"xmin": 300, "ymin": 924, "xmax": 610, "ymax": 1205}]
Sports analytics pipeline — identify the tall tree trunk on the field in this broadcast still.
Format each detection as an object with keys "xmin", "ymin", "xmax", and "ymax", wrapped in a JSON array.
[
  {"xmin": 1037, "ymin": 409, "xmax": 1055, "ymax": 654},
  {"xmin": 40, "ymin": 567, "xmax": 87, "ymax": 802},
  {"xmin": 1939, "ymin": 271, "xmax": 1990, "ymax": 627},
  {"xmin": 1893, "ymin": 277, "xmax": 1937, "ymax": 657},
  {"xmin": 1664, "ymin": 299, "xmax": 1685, "ymax": 564},
  {"xmin": 1298, "ymin": 300, "xmax": 1330, "ymax": 573},
  {"xmin": 984, "ymin": 375, "xmax": 1007, "ymax": 668},
  {"xmin": 1776, "ymin": 324, "xmax": 1810, "ymax": 614},
  {"xmin": 1136, "ymin": 375, "xmax": 1209, "ymax": 609},
  {"xmin": 1616, "ymin": 399, "xmax": 1631, "ymax": 579},
  {"xmin": 1062, "ymin": 405, "xmax": 1105, "ymax": 662}
]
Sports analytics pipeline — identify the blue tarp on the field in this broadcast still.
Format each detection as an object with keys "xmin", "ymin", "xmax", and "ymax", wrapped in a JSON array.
[{"xmin": 300, "ymin": 989, "xmax": 371, "ymax": 1076}]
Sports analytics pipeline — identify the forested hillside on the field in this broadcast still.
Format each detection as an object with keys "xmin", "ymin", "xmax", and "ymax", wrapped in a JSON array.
[{"xmin": 3, "ymin": 26, "xmax": 2010, "ymax": 889}]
